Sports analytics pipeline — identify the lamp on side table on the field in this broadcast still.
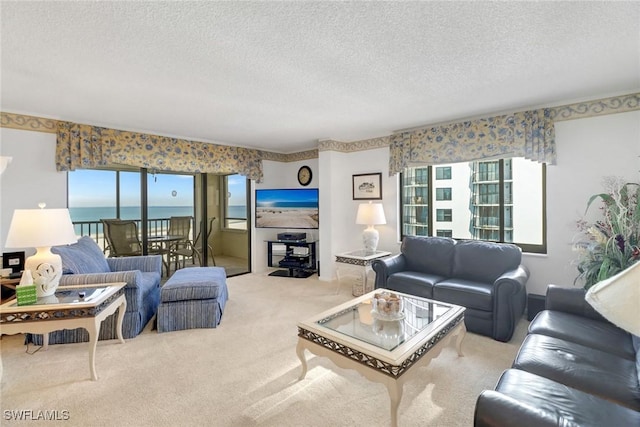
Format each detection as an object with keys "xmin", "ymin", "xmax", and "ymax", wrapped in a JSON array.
[{"xmin": 4, "ymin": 204, "xmax": 77, "ymax": 297}]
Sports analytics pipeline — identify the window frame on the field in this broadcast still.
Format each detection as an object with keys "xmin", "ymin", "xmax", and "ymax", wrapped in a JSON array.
[
  {"xmin": 399, "ymin": 160, "xmax": 547, "ymax": 254},
  {"xmin": 222, "ymin": 174, "xmax": 248, "ymax": 231}
]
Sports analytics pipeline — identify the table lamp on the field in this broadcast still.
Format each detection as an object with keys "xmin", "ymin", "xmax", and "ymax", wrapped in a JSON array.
[
  {"xmin": 356, "ymin": 202, "xmax": 386, "ymax": 254},
  {"xmin": 585, "ymin": 261, "xmax": 640, "ymax": 336},
  {"xmin": 4, "ymin": 204, "xmax": 77, "ymax": 297}
]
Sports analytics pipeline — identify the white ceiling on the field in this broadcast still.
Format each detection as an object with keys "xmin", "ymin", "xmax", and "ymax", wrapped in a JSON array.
[{"xmin": 2, "ymin": 1, "xmax": 639, "ymax": 154}]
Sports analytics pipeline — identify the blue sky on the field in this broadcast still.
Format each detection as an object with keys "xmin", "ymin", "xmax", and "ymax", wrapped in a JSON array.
[
  {"xmin": 227, "ymin": 174, "xmax": 246, "ymax": 206},
  {"xmin": 68, "ymin": 170, "xmax": 194, "ymax": 207},
  {"xmin": 256, "ymin": 189, "xmax": 318, "ymax": 206},
  {"xmin": 68, "ymin": 170, "xmax": 248, "ymax": 207}
]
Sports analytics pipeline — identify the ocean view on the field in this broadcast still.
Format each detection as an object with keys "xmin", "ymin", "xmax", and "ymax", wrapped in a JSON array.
[
  {"xmin": 70, "ymin": 206, "xmax": 247, "ymax": 236},
  {"xmin": 70, "ymin": 206, "xmax": 247, "ymax": 222},
  {"xmin": 70, "ymin": 206, "xmax": 195, "ymax": 222}
]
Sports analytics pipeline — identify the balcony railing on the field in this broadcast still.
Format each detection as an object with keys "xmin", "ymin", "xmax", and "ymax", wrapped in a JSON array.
[{"xmin": 72, "ymin": 217, "xmax": 190, "ymax": 253}]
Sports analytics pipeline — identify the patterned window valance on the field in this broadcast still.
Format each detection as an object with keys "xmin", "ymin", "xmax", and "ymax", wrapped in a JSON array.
[
  {"xmin": 388, "ymin": 108, "xmax": 555, "ymax": 175},
  {"xmin": 55, "ymin": 121, "xmax": 263, "ymax": 181}
]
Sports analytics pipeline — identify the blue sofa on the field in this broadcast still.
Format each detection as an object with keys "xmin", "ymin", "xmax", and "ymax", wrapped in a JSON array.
[
  {"xmin": 29, "ymin": 236, "xmax": 162, "ymax": 345},
  {"xmin": 372, "ymin": 236, "xmax": 529, "ymax": 342}
]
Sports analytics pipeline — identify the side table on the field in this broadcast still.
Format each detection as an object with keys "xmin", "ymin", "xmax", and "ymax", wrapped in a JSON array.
[
  {"xmin": 335, "ymin": 250, "xmax": 392, "ymax": 296},
  {"xmin": 0, "ymin": 282, "xmax": 127, "ymax": 380}
]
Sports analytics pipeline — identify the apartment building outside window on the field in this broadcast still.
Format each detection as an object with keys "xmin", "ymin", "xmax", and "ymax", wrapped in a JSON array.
[
  {"xmin": 399, "ymin": 158, "xmax": 546, "ymax": 253},
  {"xmin": 436, "ymin": 209, "xmax": 452, "ymax": 222},
  {"xmin": 436, "ymin": 187, "xmax": 452, "ymax": 201},
  {"xmin": 435, "ymin": 166, "xmax": 451, "ymax": 180}
]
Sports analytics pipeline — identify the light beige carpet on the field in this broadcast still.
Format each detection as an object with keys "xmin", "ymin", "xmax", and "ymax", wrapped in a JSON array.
[{"xmin": 1, "ymin": 274, "xmax": 527, "ymax": 426}]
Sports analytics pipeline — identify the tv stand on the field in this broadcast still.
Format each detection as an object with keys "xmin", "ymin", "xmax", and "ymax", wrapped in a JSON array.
[{"xmin": 266, "ymin": 239, "xmax": 318, "ymax": 278}]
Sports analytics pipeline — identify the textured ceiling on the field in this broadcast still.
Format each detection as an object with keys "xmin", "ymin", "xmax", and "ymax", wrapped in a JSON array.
[{"xmin": 1, "ymin": 1, "xmax": 639, "ymax": 153}]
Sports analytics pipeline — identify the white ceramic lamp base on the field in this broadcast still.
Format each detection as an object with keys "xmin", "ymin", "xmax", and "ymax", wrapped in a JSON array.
[
  {"xmin": 362, "ymin": 226, "xmax": 380, "ymax": 254},
  {"xmin": 25, "ymin": 247, "xmax": 63, "ymax": 297}
]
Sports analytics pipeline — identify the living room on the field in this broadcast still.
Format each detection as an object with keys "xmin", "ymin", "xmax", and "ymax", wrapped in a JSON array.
[{"xmin": 1, "ymin": 2, "xmax": 639, "ymax": 426}]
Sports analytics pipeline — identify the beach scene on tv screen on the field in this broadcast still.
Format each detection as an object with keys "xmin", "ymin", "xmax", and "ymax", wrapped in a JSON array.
[{"xmin": 256, "ymin": 189, "xmax": 319, "ymax": 229}]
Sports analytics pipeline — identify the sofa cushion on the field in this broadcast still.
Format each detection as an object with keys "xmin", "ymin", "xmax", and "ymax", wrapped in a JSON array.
[
  {"xmin": 401, "ymin": 236, "xmax": 455, "ymax": 278},
  {"xmin": 434, "ymin": 279, "xmax": 493, "ymax": 311},
  {"xmin": 386, "ymin": 271, "xmax": 444, "ymax": 299},
  {"xmin": 513, "ymin": 333, "xmax": 640, "ymax": 411},
  {"xmin": 52, "ymin": 236, "xmax": 110, "ymax": 274},
  {"xmin": 451, "ymin": 240, "xmax": 521, "ymax": 283},
  {"xmin": 529, "ymin": 310, "xmax": 636, "ymax": 360},
  {"xmin": 161, "ymin": 267, "xmax": 227, "ymax": 303},
  {"xmin": 490, "ymin": 369, "xmax": 640, "ymax": 427}
]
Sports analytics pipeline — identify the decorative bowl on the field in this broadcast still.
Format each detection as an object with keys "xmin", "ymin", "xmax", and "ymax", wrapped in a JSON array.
[{"xmin": 371, "ymin": 291, "xmax": 404, "ymax": 320}]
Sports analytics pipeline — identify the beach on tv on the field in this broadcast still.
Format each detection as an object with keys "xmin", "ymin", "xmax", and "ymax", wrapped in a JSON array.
[{"xmin": 256, "ymin": 206, "xmax": 319, "ymax": 229}]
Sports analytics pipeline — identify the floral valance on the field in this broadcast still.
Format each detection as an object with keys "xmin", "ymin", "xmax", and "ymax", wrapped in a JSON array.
[
  {"xmin": 55, "ymin": 121, "xmax": 263, "ymax": 181},
  {"xmin": 388, "ymin": 108, "xmax": 555, "ymax": 175}
]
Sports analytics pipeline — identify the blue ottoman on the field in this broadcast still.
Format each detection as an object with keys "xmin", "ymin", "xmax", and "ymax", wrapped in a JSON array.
[{"xmin": 157, "ymin": 267, "xmax": 228, "ymax": 333}]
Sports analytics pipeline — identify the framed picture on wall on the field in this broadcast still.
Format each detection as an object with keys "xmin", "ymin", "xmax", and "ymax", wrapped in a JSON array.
[
  {"xmin": 352, "ymin": 173, "xmax": 382, "ymax": 200},
  {"xmin": 2, "ymin": 251, "xmax": 25, "ymax": 274}
]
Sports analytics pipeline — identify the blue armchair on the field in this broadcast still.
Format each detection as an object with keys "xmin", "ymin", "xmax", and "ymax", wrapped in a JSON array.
[{"xmin": 29, "ymin": 236, "xmax": 162, "ymax": 345}]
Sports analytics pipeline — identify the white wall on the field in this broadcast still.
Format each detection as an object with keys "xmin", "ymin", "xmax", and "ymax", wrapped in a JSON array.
[
  {"xmin": 522, "ymin": 110, "xmax": 640, "ymax": 294},
  {"xmin": 0, "ymin": 128, "xmax": 67, "ymax": 256},
  {"xmin": 317, "ymin": 147, "xmax": 398, "ymax": 281}
]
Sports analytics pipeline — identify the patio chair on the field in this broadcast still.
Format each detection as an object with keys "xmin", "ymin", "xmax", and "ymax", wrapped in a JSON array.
[
  {"xmin": 170, "ymin": 217, "xmax": 216, "ymax": 269},
  {"xmin": 102, "ymin": 219, "xmax": 143, "ymax": 257},
  {"xmin": 167, "ymin": 216, "xmax": 193, "ymax": 269}
]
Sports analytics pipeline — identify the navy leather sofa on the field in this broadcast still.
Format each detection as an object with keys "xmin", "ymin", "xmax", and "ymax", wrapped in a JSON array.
[
  {"xmin": 372, "ymin": 236, "xmax": 529, "ymax": 342},
  {"xmin": 474, "ymin": 285, "xmax": 640, "ymax": 426}
]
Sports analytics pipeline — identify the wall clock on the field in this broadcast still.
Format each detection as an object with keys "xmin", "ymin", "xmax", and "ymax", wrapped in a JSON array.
[{"xmin": 297, "ymin": 165, "xmax": 312, "ymax": 186}]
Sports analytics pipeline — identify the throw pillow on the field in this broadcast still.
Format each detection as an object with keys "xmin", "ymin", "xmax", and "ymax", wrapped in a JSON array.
[
  {"xmin": 585, "ymin": 262, "xmax": 640, "ymax": 336},
  {"xmin": 52, "ymin": 236, "xmax": 110, "ymax": 274}
]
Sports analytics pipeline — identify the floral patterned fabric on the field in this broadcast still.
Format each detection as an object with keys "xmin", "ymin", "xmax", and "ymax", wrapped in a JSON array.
[
  {"xmin": 389, "ymin": 108, "xmax": 555, "ymax": 175},
  {"xmin": 56, "ymin": 121, "xmax": 263, "ymax": 181}
]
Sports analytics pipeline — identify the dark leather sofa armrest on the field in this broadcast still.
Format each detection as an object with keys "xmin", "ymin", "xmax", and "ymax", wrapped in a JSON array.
[
  {"xmin": 372, "ymin": 254, "xmax": 406, "ymax": 289},
  {"xmin": 491, "ymin": 265, "xmax": 529, "ymax": 341},
  {"xmin": 545, "ymin": 284, "xmax": 607, "ymax": 321},
  {"xmin": 474, "ymin": 390, "xmax": 579, "ymax": 427},
  {"xmin": 495, "ymin": 264, "xmax": 529, "ymax": 289}
]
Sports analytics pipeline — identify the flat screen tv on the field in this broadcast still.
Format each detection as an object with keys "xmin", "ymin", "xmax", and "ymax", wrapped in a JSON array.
[{"xmin": 255, "ymin": 188, "xmax": 319, "ymax": 229}]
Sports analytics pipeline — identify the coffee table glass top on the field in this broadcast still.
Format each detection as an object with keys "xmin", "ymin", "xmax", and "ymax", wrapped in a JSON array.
[{"xmin": 317, "ymin": 292, "xmax": 458, "ymax": 352}]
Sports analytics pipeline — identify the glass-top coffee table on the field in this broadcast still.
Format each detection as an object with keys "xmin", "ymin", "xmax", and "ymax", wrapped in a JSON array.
[
  {"xmin": 0, "ymin": 282, "xmax": 127, "ymax": 381},
  {"xmin": 296, "ymin": 289, "xmax": 466, "ymax": 427}
]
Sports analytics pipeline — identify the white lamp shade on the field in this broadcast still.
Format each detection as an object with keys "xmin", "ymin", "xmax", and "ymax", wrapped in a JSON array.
[
  {"xmin": 5, "ymin": 208, "xmax": 77, "ymax": 249},
  {"xmin": 585, "ymin": 262, "xmax": 640, "ymax": 336},
  {"xmin": 356, "ymin": 203, "xmax": 386, "ymax": 225},
  {"xmin": 5, "ymin": 208, "xmax": 77, "ymax": 298}
]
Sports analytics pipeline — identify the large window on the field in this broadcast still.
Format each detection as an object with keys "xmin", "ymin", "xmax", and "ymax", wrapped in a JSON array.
[
  {"xmin": 68, "ymin": 168, "xmax": 195, "ymax": 249},
  {"xmin": 400, "ymin": 158, "xmax": 546, "ymax": 253},
  {"xmin": 223, "ymin": 174, "xmax": 248, "ymax": 230}
]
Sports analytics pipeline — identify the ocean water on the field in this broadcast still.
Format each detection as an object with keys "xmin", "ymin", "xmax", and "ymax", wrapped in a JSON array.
[
  {"xmin": 69, "ymin": 206, "xmax": 196, "ymax": 222},
  {"xmin": 69, "ymin": 205, "xmax": 247, "ymax": 234}
]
